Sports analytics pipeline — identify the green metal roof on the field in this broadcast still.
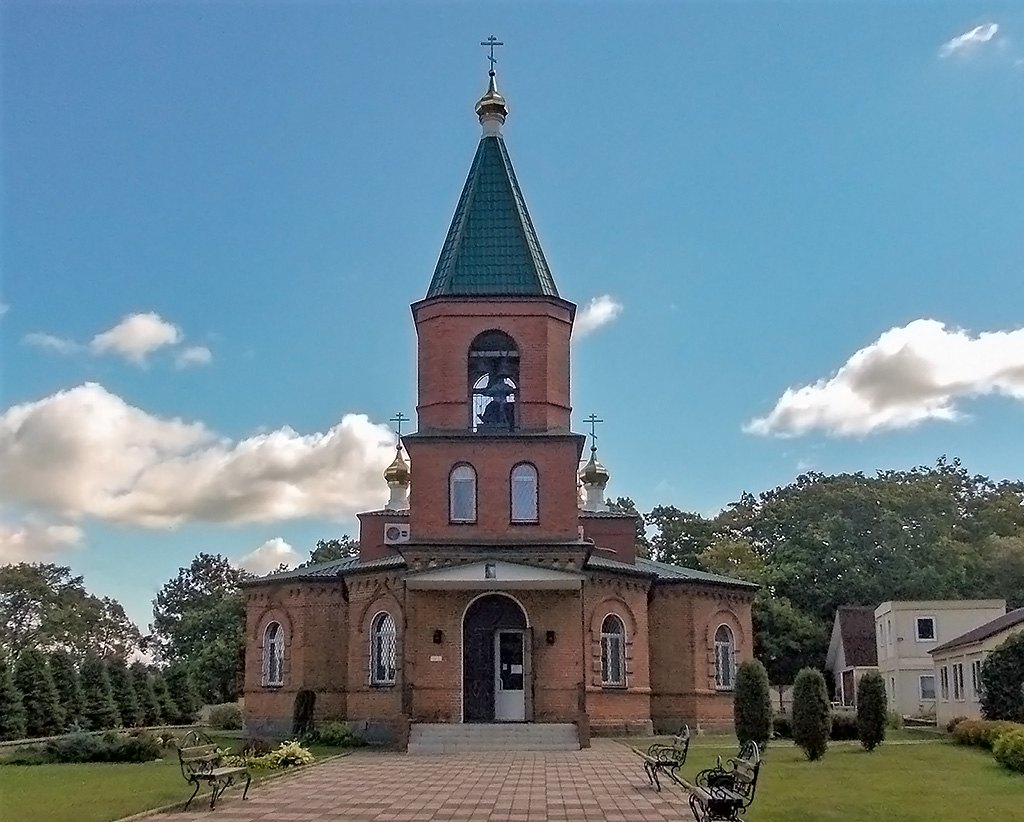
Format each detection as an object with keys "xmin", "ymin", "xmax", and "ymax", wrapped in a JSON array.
[{"xmin": 426, "ymin": 136, "xmax": 559, "ymax": 298}]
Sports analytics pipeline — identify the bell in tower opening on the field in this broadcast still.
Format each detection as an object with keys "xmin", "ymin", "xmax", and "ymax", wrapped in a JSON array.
[{"xmin": 468, "ymin": 330, "xmax": 519, "ymax": 432}]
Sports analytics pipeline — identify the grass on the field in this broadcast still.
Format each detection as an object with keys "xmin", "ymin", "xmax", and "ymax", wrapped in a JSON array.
[{"xmin": 0, "ymin": 735, "xmax": 350, "ymax": 822}]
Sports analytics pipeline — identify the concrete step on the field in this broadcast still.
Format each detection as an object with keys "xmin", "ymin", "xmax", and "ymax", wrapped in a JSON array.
[{"xmin": 407, "ymin": 723, "xmax": 579, "ymax": 754}]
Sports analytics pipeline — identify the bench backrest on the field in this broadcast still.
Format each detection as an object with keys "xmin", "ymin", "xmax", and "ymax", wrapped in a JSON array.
[
  {"xmin": 177, "ymin": 732, "xmax": 223, "ymax": 780},
  {"xmin": 725, "ymin": 742, "xmax": 761, "ymax": 802}
]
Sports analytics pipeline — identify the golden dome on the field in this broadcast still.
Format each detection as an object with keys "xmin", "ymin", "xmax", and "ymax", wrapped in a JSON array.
[
  {"xmin": 579, "ymin": 447, "xmax": 610, "ymax": 486},
  {"xmin": 384, "ymin": 447, "xmax": 410, "ymax": 484},
  {"xmin": 475, "ymin": 71, "xmax": 508, "ymax": 123}
]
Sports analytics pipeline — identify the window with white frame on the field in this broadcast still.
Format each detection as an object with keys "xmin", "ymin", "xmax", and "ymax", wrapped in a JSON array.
[
  {"xmin": 919, "ymin": 674, "xmax": 936, "ymax": 701},
  {"xmin": 970, "ymin": 660, "xmax": 982, "ymax": 700},
  {"xmin": 510, "ymin": 463, "xmax": 539, "ymax": 523},
  {"xmin": 915, "ymin": 616, "xmax": 936, "ymax": 642},
  {"xmin": 261, "ymin": 622, "xmax": 284, "ymax": 687},
  {"xmin": 601, "ymin": 615, "xmax": 626, "ymax": 687},
  {"xmin": 952, "ymin": 662, "xmax": 965, "ymax": 701},
  {"xmin": 449, "ymin": 464, "xmax": 477, "ymax": 523},
  {"xmin": 714, "ymin": 625, "xmax": 736, "ymax": 690},
  {"xmin": 940, "ymin": 666, "xmax": 950, "ymax": 700},
  {"xmin": 369, "ymin": 611, "xmax": 397, "ymax": 685}
]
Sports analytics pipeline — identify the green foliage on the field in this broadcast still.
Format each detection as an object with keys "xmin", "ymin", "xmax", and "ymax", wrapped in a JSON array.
[
  {"xmin": 733, "ymin": 659, "xmax": 772, "ymax": 748},
  {"xmin": 829, "ymin": 711, "xmax": 858, "ymax": 740},
  {"xmin": 993, "ymin": 729, "xmax": 1024, "ymax": 773},
  {"xmin": 129, "ymin": 663, "xmax": 163, "ymax": 726},
  {"xmin": 79, "ymin": 652, "xmax": 120, "ymax": 731},
  {"xmin": 753, "ymin": 596, "xmax": 829, "ymax": 686},
  {"xmin": 309, "ymin": 720, "xmax": 366, "ymax": 748},
  {"xmin": 43, "ymin": 730, "xmax": 161, "ymax": 763},
  {"xmin": 772, "ymin": 715, "xmax": 792, "ymax": 738},
  {"xmin": 208, "ymin": 703, "xmax": 243, "ymax": 730},
  {"xmin": 151, "ymin": 672, "xmax": 177, "ymax": 724},
  {"xmin": 946, "ymin": 715, "xmax": 969, "ymax": 733},
  {"xmin": 645, "ymin": 506, "xmax": 715, "ymax": 567},
  {"xmin": 308, "ymin": 535, "xmax": 359, "ymax": 564},
  {"xmin": 49, "ymin": 651, "xmax": 85, "ymax": 731},
  {"xmin": 107, "ymin": 660, "xmax": 143, "ymax": 727},
  {"xmin": 856, "ymin": 671, "xmax": 887, "ymax": 751},
  {"xmin": 792, "ymin": 667, "xmax": 831, "ymax": 760},
  {"xmin": 228, "ymin": 739, "xmax": 314, "ymax": 769},
  {"xmin": 164, "ymin": 665, "xmax": 199, "ymax": 724},
  {"xmin": 14, "ymin": 647, "xmax": 65, "ymax": 737},
  {"xmin": 292, "ymin": 689, "xmax": 316, "ymax": 738},
  {"xmin": 981, "ymin": 632, "xmax": 1024, "ymax": 722},
  {"xmin": 0, "ymin": 646, "xmax": 27, "ymax": 740},
  {"xmin": 952, "ymin": 718, "xmax": 1023, "ymax": 749}
]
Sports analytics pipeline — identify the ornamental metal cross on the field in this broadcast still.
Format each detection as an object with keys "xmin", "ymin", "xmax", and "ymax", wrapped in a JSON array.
[
  {"xmin": 584, "ymin": 413, "xmax": 604, "ymax": 443},
  {"xmin": 480, "ymin": 35, "xmax": 503, "ymax": 71},
  {"xmin": 389, "ymin": 412, "xmax": 408, "ymax": 438}
]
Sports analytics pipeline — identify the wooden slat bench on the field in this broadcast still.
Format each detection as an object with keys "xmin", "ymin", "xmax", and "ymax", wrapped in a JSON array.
[
  {"xmin": 631, "ymin": 726, "xmax": 690, "ymax": 791},
  {"xmin": 669, "ymin": 740, "xmax": 761, "ymax": 822},
  {"xmin": 177, "ymin": 730, "xmax": 252, "ymax": 810}
]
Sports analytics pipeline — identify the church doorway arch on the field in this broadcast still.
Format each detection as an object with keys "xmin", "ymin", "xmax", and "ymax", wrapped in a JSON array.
[{"xmin": 462, "ymin": 593, "xmax": 531, "ymax": 722}]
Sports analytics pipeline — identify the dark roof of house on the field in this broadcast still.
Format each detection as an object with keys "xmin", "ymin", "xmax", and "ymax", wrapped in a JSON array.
[
  {"xmin": 240, "ymin": 554, "xmax": 405, "ymax": 586},
  {"xmin": 586, "ymin": 555, "xmax": 759, "ymax": 590},
  {"xmin": 836, "ymin": 606, "xmax": 878, "ymax": 667},
  {"xmin": 930, "ymin": 607, "xmax": 1024, "ymax": 655},
  {"xmin": 425, "ymin": 135, "xmax": 558, "ymax": 299}
]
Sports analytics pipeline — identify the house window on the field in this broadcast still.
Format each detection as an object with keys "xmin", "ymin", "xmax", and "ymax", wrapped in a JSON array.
[
  {"xmin": 370, "ymin": 612, "xmax": 397, "ymax": 685},
  {"xmin": 510, "ymin": 463, "xmax": 539, "ymax": 523},
  {"xmin": 449, "ymin": 464, "xmax": 477, "ymax": 522},
  {"xmin": 601, "ymin": 615, "xmax": 626, "ymax": 687},
  {"xmin": 714, "ymin": 625, "xmax": 736, "ymax": 690},
  {"xmin": 919, "ymin": 674, "xmax": 936, "ymax": 701},
  {"xmin": 970, "ymin": 660, "xmax": 982, "ymax": 700},
  {"xmin": 261, "ymin": 622, "xmax": 284, "ymax": 687},
  {"xmin": 952, "ymin": 662, "xmax": 965, "ymax": 701},
  {"xmin": 940, "ymin": 666, "xmax": 950, "ymax": 700},
  {"xmin": 886, "ymin": 619, "xmax": 892, "ymax": 646},
  {"xmin": 915, "ymin": 617, "xmax": 936, "ymax": 642}
]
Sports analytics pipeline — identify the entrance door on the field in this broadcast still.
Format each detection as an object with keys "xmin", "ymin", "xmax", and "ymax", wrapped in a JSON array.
[{"xmin": 494, "ymin": 630, "xmax": 526, "ymax": 722}]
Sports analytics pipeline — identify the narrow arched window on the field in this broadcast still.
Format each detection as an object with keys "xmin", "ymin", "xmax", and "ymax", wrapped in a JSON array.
[
  {"xmin": 601, "ymin": 615, "xmax": 626, "ymax": 687},
  {"xmin": 370, "ymin": 612, "xmax": 397, "ymax": 685},
  {"xmin": 450, "ymin": 464, "xmax": 477, "ymax": 522},
  {"xmin": 468, "ymin": 331, "xmax": 519, "ymax": 432},
  {"xmin": 261, "ymin": 622, "xmax": 284, "ymax": 687},
  {"xmin": 510, "ymin": 463, "xmax": 539, "ymax": 523},
  {"xmin": 715, "ymin": 625, "xmax": 735, "ymax": 690}
]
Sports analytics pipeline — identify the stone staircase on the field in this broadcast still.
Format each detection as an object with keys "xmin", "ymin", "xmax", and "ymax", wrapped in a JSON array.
[{"xmin": 407, "ymin": 723, "xmax": 580, "ymax": 754}]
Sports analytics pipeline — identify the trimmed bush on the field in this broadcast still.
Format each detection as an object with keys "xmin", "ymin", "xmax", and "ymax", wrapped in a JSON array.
[
  {"xmin": 829, "ymin": 711, "xmax": 858, "ymax": 740},
  {"xmin": 993, "ymin": 729, "xmax": 1024, "ymax": 773},
  {"xmin": 981, "ymin": 633, "xmax": 1024, "ymax": 722},
  {"xmin": 772, "ymin": 715, "xmax": 792, "ymax": 739},
  {"xmin": 945, "ymin": 715, "xmax": 969, "ymax": 734},
  {"xmin": 792, "ymin": 667, "xmax": 831, "ymax": 761},
  {"xmin": 951, "ymin": 718, "xmax": 1024, "ymax": 749},
  {"xmin": 14, "ymin": 647, "xmax": 65, "ymax": 737},
  {"xmin": 733, "ymin": 659, "xmax": 772, "ymax": 750},
  {"xmin": 49, "ymin": 651, "xmax": 85, "ymax": 731},
  {"xmin": 107, "ymin": 660, "xmax": 143, "ymax": 727},
  {"xmin": 856, "ymin": 671, "xmax": 887, "ymax": 752},
  {"xmin": 209, "ymin": 703, "xmax": 243, "ymax": 730},
  {"xmin": 0, "ymin": 648, "xmax": 27, "ymax": 741},
  {"xmin": 79, "ymin": 652, "xmax": 120, "ymax": 730}
]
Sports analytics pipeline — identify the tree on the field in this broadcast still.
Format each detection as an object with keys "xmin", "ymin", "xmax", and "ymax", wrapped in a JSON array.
[
  {"xmin": 152, "ymin": 553, "xmax": 250, "ymax": 703},
  {"xmin": 733, "ymin": 659, "xmax": 772, "ymax": 749},
  {"xmin": 981, "ymin": 632, "xmax": 1024, "ymax": 722},
  {"xmin": 165, "ymin": 664, "xmax": 200, "ymax": 724},
  {"xmin": 309, "ymin": 536, "xmax": 359, "ymax": 565},
  {"xmin": 79, "ymin": 652, "xmax": 120, "ymax": 730},
  {"xmin": 151, "ymin": 672, "xmax": 177, "ymax": 724},
  {"xmin": 0, "ymin": 648, "xmax": 26, "ymax": 741},
  {"xmin": 856, "ymin": 671, "xmax": 887, "ymax": 751},
  {"xmin": 14, "ymin": 647, "xmax": 65, "ymax": 737},
  {"xmin": 107, "ymin": 659, "xmax": 143, "ymax": 727},
  {"xmin": 130, "ymin": 663, "xmax": 164, "ymax": 726},
  {"xmin": 645, "ymin": 506, "xmax": 716, "ymax": 567},
  {"xmin": 792, "ymin": 667, "xmax": 831, "ymax": 761},
  {"xmin": 606, "ymin": 497, "xmax": 651, "ymax": 557},
  {"xmin": 49, "ymin": 650, "xmax": 85, "ymax": 730},
  {"xmin": 752, "ymin": 596, "xmax": 829, "ymax": 687}
]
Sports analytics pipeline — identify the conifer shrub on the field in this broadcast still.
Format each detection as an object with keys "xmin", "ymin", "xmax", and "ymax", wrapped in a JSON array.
[
  {"xmin": 792, "ymin": 667, "xmax": 831, "ymax": 761},
  {"xmin": 79, "ymin": 652, "xmax": 121, "ymax": 730},
  {"xmin": 49, "ymin": 651, "xmax": 85, "ymax": 731},
  {"xmin": 165, "ymin": 665, "xmax": 199, "ymax": 724},
  {"xmin": 0, "ymin": 648, "xmax": 27, "ymax": 741},
  {"xmin": 981, "ymin": 633, "xmax": 1024, "ymax": 722},
  {"xmin": 14, "ymin": 647, "xmax": 65, "ymax": 737},
  {"xmin": 107, "ymin": 660, "xmax": 143, "ymax": 727},
  {"xmin": 856, "ymin": 671, "xmax": 887, "ymax": 751},
  {"xmin": 152, "ymin": 673, "xmax": 178, "ymax": 723},
  {"xmin": 733, "ymin": 659, "xmax": 772, "ymax": 749},
  {"xmin": 130, "ymin": 663, "xmax": 163, "ymax": 726}
]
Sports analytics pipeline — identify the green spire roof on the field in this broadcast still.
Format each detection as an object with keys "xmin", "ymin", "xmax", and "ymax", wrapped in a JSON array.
[{"xmin": 426, "ymin": 135, "xmax": 559, "ymax": 299}]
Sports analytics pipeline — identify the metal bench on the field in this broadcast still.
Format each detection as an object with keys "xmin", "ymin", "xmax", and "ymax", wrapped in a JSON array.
[
  {"xmin": 177, "ymin": 730, "xmax": 252, "ymax": 810},
  {"xmin": 631, "ymin": 726, "xmax": 690, "ymax": 791},
  {"xmin": 669, "ymin": 740, "xmax": 761, "ymax": 822}
]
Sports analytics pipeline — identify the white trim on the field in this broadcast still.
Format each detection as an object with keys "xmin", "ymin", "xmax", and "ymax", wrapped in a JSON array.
[
  {"xmin": 600, "ymin": 613, "xmax": 627, "ymax": 688},
  {"xmin": 714, "ymin": 623, "xmax": 736, "ymax": 690},
  {"xmin": 918, "ymin": 673, "xmax": 936, "ymax": 701},
  {"xmin": 368, "ymin": 610, "xmax": 397, "ymax": 686},
  {"xmin": 261, "ymin": 621, "xmax": 284, "ymax": 687},
  {"xmin": 915, "ymin": 615, "xmax": 937, "ymax": 642},
  {"xmin": 459, "ymin": 592, "xmax": 530, "ymax": 724}
]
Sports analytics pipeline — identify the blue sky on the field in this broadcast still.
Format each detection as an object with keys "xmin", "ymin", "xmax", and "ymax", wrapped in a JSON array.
[{"xmin": 2, "ymin": 3, "xmax": 1023, "ymax": 632}]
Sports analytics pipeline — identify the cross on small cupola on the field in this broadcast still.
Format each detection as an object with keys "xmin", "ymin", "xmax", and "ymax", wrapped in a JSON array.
[
  {"xmin": 579, "ymin": 414, "xmax": 611, "ymax": 512},
  {"xmin": 383, "ymin": 412, "xmax": 411, "ymax": 512},
  {"xmin": 476, "ymin": 35, "xmax": 508, "ymax": 135}
]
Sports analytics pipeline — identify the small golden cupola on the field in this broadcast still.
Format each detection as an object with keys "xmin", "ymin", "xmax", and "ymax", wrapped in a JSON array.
[
  {"xmin": 384, "ymin": 445, "xmax": 411, "ymax": 512},
  {"xmin": 579, "ymin": 443, "xmax": 611, "ymax": 513}
]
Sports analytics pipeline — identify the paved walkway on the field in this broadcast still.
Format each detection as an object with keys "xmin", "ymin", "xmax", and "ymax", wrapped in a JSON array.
[{"xmin": 158, "ymin": 740, "xmax": 694, "ymax": 822}]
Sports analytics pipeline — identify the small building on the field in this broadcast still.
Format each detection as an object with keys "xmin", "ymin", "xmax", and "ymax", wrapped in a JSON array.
[
  {"xmin": 874, "ymin": 600, "xmax": 1006, "ymax": 718},
  {"xmin": 825, "ymin": 606, "xmax": 878, "ymax": 707},
  {"xmin": 930, "ymin": 607, "xmax": 1024, "ymax": 727}
]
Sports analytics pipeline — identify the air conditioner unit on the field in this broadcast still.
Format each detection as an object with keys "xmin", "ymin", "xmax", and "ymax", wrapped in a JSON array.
[
  {"xmin": 383, "ymin": 523, "xmax": 411, "ymax": 545},
  {"xmin": 578, "ymin": 525, "xmax": 586, "ymax": 541}
]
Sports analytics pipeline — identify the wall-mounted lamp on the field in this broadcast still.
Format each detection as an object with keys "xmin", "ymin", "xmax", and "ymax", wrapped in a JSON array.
[
  {"xmin": 546, "ymin": 630, "xmax": 556, "ymax": 646},
  {"xmin": 433, "ymin": 629, "xmax": 444, "ymax": 645}
]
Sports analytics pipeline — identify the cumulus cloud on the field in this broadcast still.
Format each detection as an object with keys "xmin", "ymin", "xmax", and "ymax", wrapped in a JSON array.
[
  {"xmin": 175, "ymin": 345, "xmax": 213, "ymax": 369},
  {"xmin": 746, "ymin": 319, "xmax": 1024, "ymax": 437},
  {"xmin": 237, "ymin": 537, "xmax": 301, "ymax": 575},
  {"xmin": 0, "ymin": 518, "xmax": 84, "ymax": 563},
  {"xmin": 0, "ymin": 383, "xmax": 395, "ymax": 527},
  {"xmin": 23, "ymin": 332, "xmax": 81, "ymax": 355},
  {"xmin": 940, "ymin": 22, "xmax": 999, "ymax": 57},
  {"xmin": 574, "ymin": 295, "xmax": 623, "ymax": 339},
  {"xmin": 89, "ymin": 312, "xmax": 182, "ymax": 364}
]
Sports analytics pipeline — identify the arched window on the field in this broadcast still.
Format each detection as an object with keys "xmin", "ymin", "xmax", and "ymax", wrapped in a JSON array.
[
  {"xmin": 715, "ymin": 625, "xmax": 736, "ymax": 690},
  {"xmin": 261, "ymin": 622, "xmax": 284, "ymax": 687},
  {"xmin": 601, "ymin": 614, "xmax": 626, "ymax": 687},
  {"xmin": 468, "ymin": 331, "xmax": 519, "ymax": 432},
  {"xmin": 450, "ymin": 464, "xmax": 477, "ymax": 523},
  {"xmin": 370, "ymin": 612, "xmax": 397, "ymax": 685},
  {"xmin": 510, "ymin": 463, "xmax": 539, "ymax": 523}
]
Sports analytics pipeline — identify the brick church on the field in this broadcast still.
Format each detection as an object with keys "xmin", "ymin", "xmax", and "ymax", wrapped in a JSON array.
[{"xmin": 242, "ymin": 65, "xmax": 756, "ymax": 748}]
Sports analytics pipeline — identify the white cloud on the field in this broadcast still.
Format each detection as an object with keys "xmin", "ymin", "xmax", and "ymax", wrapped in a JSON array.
[
  {"xmin": 0, "ymin": 517, "xmax": 84, "ymax": 563},
  {"xmin": 0, "ymin": 301, "xmax": 8, "ymax": 319},
  {"xmin": 23, "ymin": 332, "xmax": 81, "ymax": 355},
  {"xmin": 90, "ymin": 312, "xmax": 182, "ymax": 364},
  {"xmin": 175, "ymin": 345, "xmax": 213, "ymax": 369},
  {"xmin": 747, "ymin": 319, "xmax": 1024, "ymax": 437},
  {"xmin": 573, "ymin": 295, "xmax": 623, "ymax": 339},
  {"xmin": 237, "ymin": 537, "xmax": 301, "ymax": 575},
  {"xmin": 0, "ymin": 383, "xmax": 394, "ymax": 527},
  {"xmin": 940, "ymin": 22, "xmax": 999, "ymax": 58}
]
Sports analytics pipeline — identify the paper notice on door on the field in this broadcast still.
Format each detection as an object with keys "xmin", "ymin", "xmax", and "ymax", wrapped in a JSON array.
[{"xmin": 510, "ymin": 664, "xmax": 523, "ymax": 674}]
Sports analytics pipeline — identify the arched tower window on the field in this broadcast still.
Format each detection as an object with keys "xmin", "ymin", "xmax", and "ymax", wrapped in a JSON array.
[
  {"xmin": 370, "ymin": 612, "xmax": 397, "ymax": 685},
  {"xmin": 601, "ymin": 614, "xmax": 626, "ymax": 687},
  {"xmin": 510, "ymin": 463, "xmax": 539, "ymax": 522},
  {"xmin": 715, "ymin": 624, "xmax": 736, "ymax": 690},
  {"xmin": 449, "ymin": 464, "xmax": 477, "ymax": 523},
  {"xmin": 468, "ymin": 331, "xmax": 519, "ymax": 432},
  {"xmin": 261, "ymin": 622, "xmax": 284, "ymax": 687}
]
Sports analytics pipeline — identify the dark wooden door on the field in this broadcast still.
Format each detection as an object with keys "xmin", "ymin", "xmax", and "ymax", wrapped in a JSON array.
[{"xmin": 462, "ymin": 595, "xmax": 527, "ymax": 723}]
